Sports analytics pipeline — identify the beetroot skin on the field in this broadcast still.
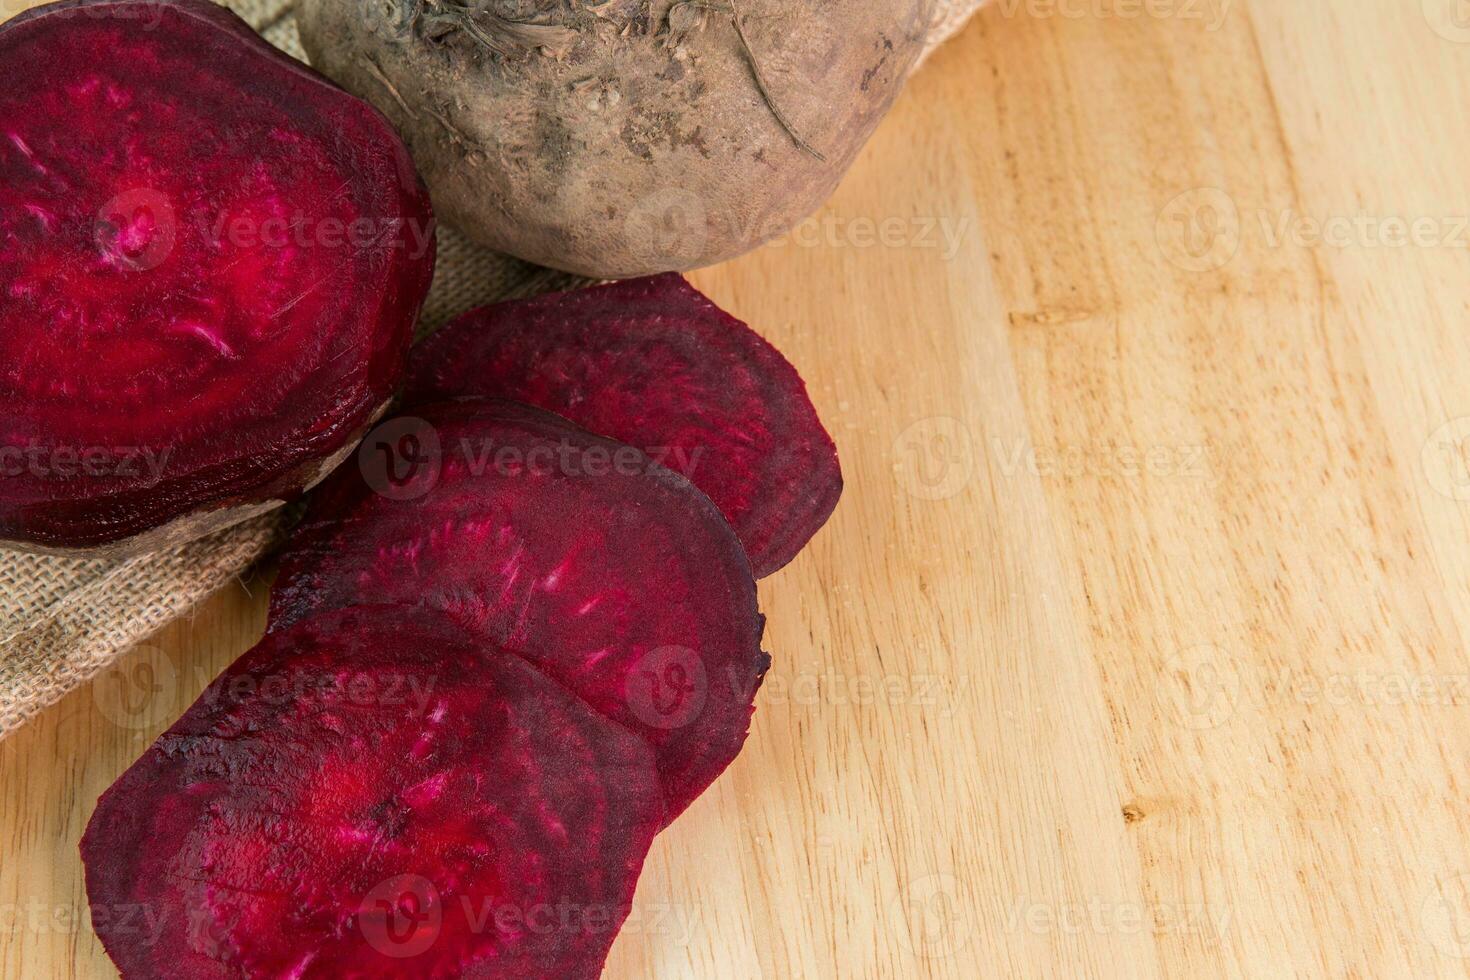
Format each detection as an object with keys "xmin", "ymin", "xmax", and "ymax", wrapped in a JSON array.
[
  {"xmin": 272, "ymin": 399, "xmax": 769, "ymax": 820},
  {"xmin": 82, "ymin": 607, "xmax": 664, "ymax": 979},
  {"xmin": 405, "ymin": 274, "xmax": 842, "ymax": 578},
  {"xmin": 0, "ymin": 0, "xmax": 435, "ymax": 554}
]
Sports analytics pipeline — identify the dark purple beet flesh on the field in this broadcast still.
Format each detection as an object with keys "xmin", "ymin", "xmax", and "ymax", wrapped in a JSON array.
[
  {"xmin": 404, "ymin": 274, "xmax": 842, "ymax": 578},
  {"xmin": 81, "ymin": 606, "xmax": 664, "ymax": 979},
  {"xmin": 271, "ymin": 399, "xmax": 768, "ymax": 820},
  {"xmin": 0, "ymin": 0, "xmax": 435, "ymax": 552}
]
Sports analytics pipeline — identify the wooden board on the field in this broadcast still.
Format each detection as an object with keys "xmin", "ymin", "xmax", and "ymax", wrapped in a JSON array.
[{"xmin": 6, "ymin": 0, "xmax": 1470, "ymax": 975}]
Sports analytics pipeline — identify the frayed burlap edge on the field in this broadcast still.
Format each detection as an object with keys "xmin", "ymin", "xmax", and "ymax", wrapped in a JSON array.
[{"xmin": 0, "ymin": 0, "xmax": 986, "ymax": 741}]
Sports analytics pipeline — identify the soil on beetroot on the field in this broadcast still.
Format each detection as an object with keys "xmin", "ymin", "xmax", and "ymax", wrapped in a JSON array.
[
  {"xmin": 271, "ymin": 398, "xmax": 769, "ymax": 821},
  {"xmin": 0, "ymin": 0, "xmax": 434, "ymax": 551},
  {"xmin": 405, "ymin": 274, "xmax": 842, "ymax": 578},
  {"xmin": 81, "ymin": 606, "xmax": 663, "ymax": 980}
]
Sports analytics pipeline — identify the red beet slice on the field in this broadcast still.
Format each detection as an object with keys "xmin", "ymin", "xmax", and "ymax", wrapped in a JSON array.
[
  {"xmin": 0, "ymin": 0, "xmax": 435, "ymax": 555},
  {"xmin": 82, "ymin": 606, "xmax": 664, "ymax": 979},
  {"xmin": 404, "ymin": 274, "xmax": 842, "ymax": 578},
  {"xmin": 271, "ymin": 399, "xmax": 768, "ymax": 819}
]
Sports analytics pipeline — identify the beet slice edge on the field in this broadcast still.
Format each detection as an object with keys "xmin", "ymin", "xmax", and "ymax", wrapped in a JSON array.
[
  {"xmin": 81, "ymin": 606, "xmax": 664, "ymax": 980},
  {"xmin": 271, "ymin": 398, "xmax": 770, "ymax": 821},
  {"xmin": 404, "ymin": 274, "xmax": 842, "ymax": 578}
]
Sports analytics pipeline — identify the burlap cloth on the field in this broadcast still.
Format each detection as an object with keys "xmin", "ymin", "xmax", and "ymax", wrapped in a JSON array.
[{"xmin": 0, "ymin": 0, "xmax": 987, "ymax": 740}]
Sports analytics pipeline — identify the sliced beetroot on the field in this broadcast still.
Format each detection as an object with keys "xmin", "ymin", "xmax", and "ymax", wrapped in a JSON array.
[
  {"xmin": 0, "ymin": 0, "xmax": 435, "ymax": 555},
  {"xmin": 82, "ymin": 606, "xmax": 664, "ymax": 979},
  {"xmin": 271, "ymin": 399, "xmax": 768, "ymax": 819},
  {"xmin": 404, "ymin": 274, "xmax": 842, "ymax": 578}
]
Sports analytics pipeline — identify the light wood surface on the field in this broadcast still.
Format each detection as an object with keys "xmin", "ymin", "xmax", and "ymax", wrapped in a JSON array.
[{"xmin": 7, "ymin": 1, "xmax": 1470, "ymax": 976}]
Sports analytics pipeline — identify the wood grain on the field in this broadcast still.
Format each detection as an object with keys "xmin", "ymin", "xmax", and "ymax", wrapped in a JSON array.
[{"xmin": 5, "ymin": 0, "xmax": 1470, "ymax": 976}]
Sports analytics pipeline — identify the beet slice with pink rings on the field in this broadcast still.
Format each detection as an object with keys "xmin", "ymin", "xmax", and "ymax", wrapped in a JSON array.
[
  {"xmin": 0, "ymin": 0, "xmax": 435, "ymax": 556},
  {"xmin": 404, "ymin": 274, "xmax": 842, "ymax": 578},
  {"xmin": 82, "ymin": 606, "xmax": 664, "ymax": 979},
  {"xmin": 270, "ymin": 398, "xmax": 769, "ymax": 820}
]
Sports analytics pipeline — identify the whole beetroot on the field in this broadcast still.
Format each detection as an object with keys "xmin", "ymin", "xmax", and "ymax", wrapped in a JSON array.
[{"xmin": 297, "ymin": 0, "xmax": 932, "ymax": 277}]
